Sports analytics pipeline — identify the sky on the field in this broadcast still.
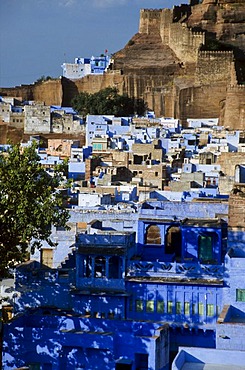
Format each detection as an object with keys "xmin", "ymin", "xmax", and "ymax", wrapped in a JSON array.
[{"xmin": 0, "ymin": 0, "xmax": 180, "ymax": 88}]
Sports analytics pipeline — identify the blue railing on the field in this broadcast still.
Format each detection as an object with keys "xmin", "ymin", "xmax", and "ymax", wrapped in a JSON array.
[{"xmin": 126, "ymin": 260, "xmax": 224, "ymax": 278}]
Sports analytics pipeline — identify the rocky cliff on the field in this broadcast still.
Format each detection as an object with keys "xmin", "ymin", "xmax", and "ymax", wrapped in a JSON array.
[{"xmin": 1, "ymin": 0, "xmax": 245, "ymax": 129}]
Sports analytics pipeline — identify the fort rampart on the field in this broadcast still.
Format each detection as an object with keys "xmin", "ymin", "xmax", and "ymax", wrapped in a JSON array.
[{"xmin": 196, "ymin": 51, "xmax": 233, "ymax": 84}]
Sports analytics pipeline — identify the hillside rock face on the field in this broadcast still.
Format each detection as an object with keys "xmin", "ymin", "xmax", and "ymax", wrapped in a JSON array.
[
  {"xmin": 188, "ymin": 0, "xmax": 245, "ymax": 48},
  {"xmin": 1, "ymin": 0, "xmax": 245, "ymax": 128}
]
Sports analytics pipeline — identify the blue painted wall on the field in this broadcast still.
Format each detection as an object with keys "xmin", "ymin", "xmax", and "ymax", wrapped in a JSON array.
[{"xmin": 4, "ymin": 200, "xmax": 245, "ymax": 370}]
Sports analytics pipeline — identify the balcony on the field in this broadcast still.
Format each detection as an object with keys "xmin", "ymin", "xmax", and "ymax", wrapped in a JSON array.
[{"xmin": 126, "ymin": 260, "xmax": 224, "ymax": 284}]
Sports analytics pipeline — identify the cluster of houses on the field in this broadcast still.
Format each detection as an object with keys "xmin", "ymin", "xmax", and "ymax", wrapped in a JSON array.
[{"xmin": 1, "ymin": 95, "xmax": 245, "ymax": 369}]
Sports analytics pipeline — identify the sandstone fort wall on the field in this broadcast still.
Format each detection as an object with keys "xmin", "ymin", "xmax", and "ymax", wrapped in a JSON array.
[
  {"xmin": 196, "ymin": 51, "xmax": 233, "ymax": 84},
  {"xmin": 140, "ymin": 8, "xmax": 204, "ymax": 63},
  {"xmin": 0, "ymin": 79, "xmax": 63, "ymax": 106}
]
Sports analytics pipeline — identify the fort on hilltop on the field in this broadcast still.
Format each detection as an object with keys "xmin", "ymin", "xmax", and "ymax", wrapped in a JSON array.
[{"xmin": 1, "ymin": 0, "xmax": 245, "ymax": 129}]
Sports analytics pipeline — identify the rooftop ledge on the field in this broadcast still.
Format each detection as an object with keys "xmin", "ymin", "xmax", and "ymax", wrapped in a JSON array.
[{"xmin": 126, "ymin": 276, "xmax": 223, "ymax": 286}]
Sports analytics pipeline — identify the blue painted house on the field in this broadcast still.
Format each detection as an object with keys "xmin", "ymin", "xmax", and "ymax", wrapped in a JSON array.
[{"xmin": 3, "ymin": 193, "xmax": 245, "ymax": 369}]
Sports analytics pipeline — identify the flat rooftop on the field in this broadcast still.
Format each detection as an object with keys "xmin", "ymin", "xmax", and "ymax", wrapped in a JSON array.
[
  {"xmin": 173, "ymin": 347, "xmax": 245, "ymax": 370},
  {"xmin": 182, "ymin": 365, "xmax": 244, "ymax": 370}
]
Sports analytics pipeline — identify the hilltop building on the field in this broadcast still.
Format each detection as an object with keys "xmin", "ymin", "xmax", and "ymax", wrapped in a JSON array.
[{"xmin": 61, "ymin": 55, "xmax": 111, "ymax": 80}]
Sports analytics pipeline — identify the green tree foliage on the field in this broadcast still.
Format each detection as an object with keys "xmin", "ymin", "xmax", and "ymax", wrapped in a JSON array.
[
  {"xmin": 35, "ymin": 75, "xmax": 53, "ymax": 83},
  {"xmin": 0, "ymin": 144, "xmax": 70, "ymax": 277},
  {"xmin": 71, "ymin": 87, "xmax": 148, "ymax": 117}
]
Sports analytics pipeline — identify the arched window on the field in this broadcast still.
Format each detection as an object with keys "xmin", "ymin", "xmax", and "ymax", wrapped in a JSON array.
[
  {"xmin": 145, "ymin": 225, "xmax": 161, "ymax": 245},
  {"xmin": 94, "ymin": 256, "xmax": 106, "ymax": 278},
  {"xmin": 109, "ymin": 256, "xmax": 122, "ymax": 279},
  {"xmin": 165, "ymin": 226, "xmax": 182, "ymax": 259}
]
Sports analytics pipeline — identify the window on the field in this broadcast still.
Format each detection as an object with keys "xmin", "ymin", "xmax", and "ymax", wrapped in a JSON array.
[
  {"xmin": 155, "ymin": 172, "xmax": 158, "ymax": 177},
  {"xmin": 136, "ymin": 300, "xmax": 143, "ymax": 312},
  {"xmin": 192, "ymin": 303, "xmax": 196, "ymax": 315},
  {"xmin": 198, "ymin": 234, "xmax": 213, "ymax": 262},
  {"xmin": 129, "ymin": 300, "xmax": 133, "ymax": 311},
  {"xmin": 28, "ymin": 364, "xmax": 41, "ymax": 370},
  {"xmin": 108, "ymin": 311, "xmax": 115, "ymax": 319},
  {"xmin": 216, "ymin": 305, "xmax": 220, "ymax": 316},
  {"xmin": 109, "ymin": 256, "xmax": 122, "ymax": 279},
  {"xmin": 157, "ymin": 301, "xmax": 164, "ymax": 313},
  {"xmin": 236, "ymin": 289, "xmax": 245, "ymax": 302},
  {"xmin": 207, "ymin": 304, "xmax": 214, "ymax": 316},
  {"xmin": 43, "ymin": 364, "xmax": 52, "ymax": 370},
  {"xmin": 84, "ymin": 256, "xmax": 92, "ymax": 277},
  {"xmin": 93, "ymin": 143, "xmax": 103, "ymax": 151},
  {"xmin": 165, "ymin": 226, "xmax": 182, "ymax": 258},
  {"xmin": 167, "ymin": 301, "xmax": 173, "ymax": 314},
  {"xmin": 198, "ymin": 303, "xmax": 204, "ymax": 316},
  {"xmin": 116, "ymin": 363, "xmax": 132, "ymax": 370},
  {"xmin": 135, "ymin": 354, "xmax": 148, "ymax": 370},
  {"xmin": 146, "ymin": 300, "xmax": 154, "ymax": 313},
  {"xmin": 184, "ymin": 302, "xmax": 190, "ymax": 315},
  {"xmin": 145, "ymin": 225, "xmax": 161, "ymax": 245},
  {"xmin": 94, "ymin": 256, "xmax": 106, "ymax": 278},
  {"xmin": 176, "ymin": 302, "xmax": 181, "ymax": 314}
]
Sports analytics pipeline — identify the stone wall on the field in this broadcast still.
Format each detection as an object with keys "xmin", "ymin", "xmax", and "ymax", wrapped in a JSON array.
[
  {"xmin": 140, "ymin": 8, "xmax": 204, "ymax": 63},
  {"xmin": 61, "ymin": 72, "xmax": 124, "ymax": 106},
  {"xmin": 168, "ymin": 24, "xmax": 204, "ymax": 63},
  {"xmin": 223, "ymin": 85, "xmax": 245, "ymax": 130},
  {"xmin": 196, "ymin": 51, "xmax": 233, "ymax": 84},
  {"xmin": 228, "ymin": 190, "xmax": 245, "ymax": 229},
  {"xmin": 217, "ymin": 152, "xmax": 245, "ymax": 177},
  {"xmin": 0, "ymin": 79, "xmax": 63, "ymax": 107},
  {"xmin": 178, "ymin": 83, "xmax": 227, "ymax": 124},
  {"xmin": 32, "ymin": 79, "xmax": 63, "ymax": 106},
  {"xmin": 139, "ymin": 9, "xmax": 162, "ymax": 35}
]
